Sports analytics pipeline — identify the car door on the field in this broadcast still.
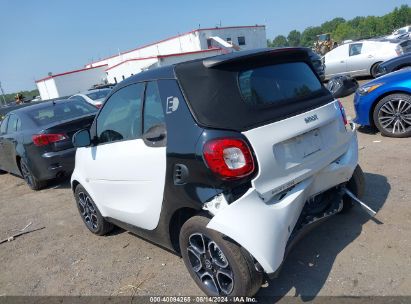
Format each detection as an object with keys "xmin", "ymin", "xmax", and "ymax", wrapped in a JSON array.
[
  {"xmin": 324, "ymin": 44, "xmax": 348, "ymax": 78},
  {"xmin": 0, "ymin": 114, "xmax": 21, "ymax": 174},
  {"xmin": 83, "ymin": 81, "xmax": 167, "ymax": 230},
  {"xmin": 345, "ymin": 43, "xmax": 373, "ymax": 76},
  {"xmin": 0, "ymin": 115, "xmax": 10, "ymax": 171}
]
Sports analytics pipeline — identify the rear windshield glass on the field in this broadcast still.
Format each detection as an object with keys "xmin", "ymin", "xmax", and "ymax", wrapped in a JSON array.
[
  {"xmin": 238, "ymin": 62, "xmax": 322, "ymax": 107},
  {"xmin": 28, "ymin": 100, "xmax": 97, "ymax": 126},
  {"xmin": 86, "ymin": 89, "xmax": 111, "ymax": 100}
]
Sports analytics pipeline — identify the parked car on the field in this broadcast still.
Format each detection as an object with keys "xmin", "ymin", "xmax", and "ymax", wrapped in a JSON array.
[
  {"xmin": 354, "ymin": 68, "xmax": 411, "ymax": 137},
  {"xmin": 376, "ymin": 52, "xmax": 411, "ymax": 77},
  {"xmin": 386, "ymin": 25, "xmax": 411, "ymax": 40},
  {"xmin": 69, "ymin": 88, "xmax": 112, "ymax": 108},
  {"xmin": 71, "ymin": 48, "xmax": 364, "ymax": 296},
  {"xmin": 324, "ymin": 40, "xmax": 403, "ymax": 79},
  {"xmin": 0, "ymin": 99, "xmax": 97, "ymax": 190}
]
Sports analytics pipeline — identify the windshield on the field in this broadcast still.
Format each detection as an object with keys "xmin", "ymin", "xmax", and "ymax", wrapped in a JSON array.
[
  {"xmin": 28, "ymin": 100, "xmax": 97, "ymax": 126},
  {"xmin": 86, "ymin": 89, "xmax": 111, "ymax": 100}
]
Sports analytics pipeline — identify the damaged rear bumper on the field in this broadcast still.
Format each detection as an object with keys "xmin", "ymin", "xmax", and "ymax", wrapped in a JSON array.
[{"xmin": 207, "ymin": 131, "xmax": 358, "ymax": 276}]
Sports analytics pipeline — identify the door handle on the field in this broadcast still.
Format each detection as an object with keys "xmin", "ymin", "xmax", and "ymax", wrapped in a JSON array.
[
  {"xmin": 367, "ymin": 55, "xmax": 374, "ymax": 58},
  {"xmin": 340, "ymin": 60, "xmax": 345, "ymax": 63}
]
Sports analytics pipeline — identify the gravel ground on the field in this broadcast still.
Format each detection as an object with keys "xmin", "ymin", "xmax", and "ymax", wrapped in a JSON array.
[{"xmin": 0, "ymin": 84, "xmax": 410, "ymax": 300}]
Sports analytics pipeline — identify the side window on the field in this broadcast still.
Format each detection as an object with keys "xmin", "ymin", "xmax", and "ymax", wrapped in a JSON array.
[
  {"xmin": 96, "ymin": 83, "xmax": 144, "ymax": 144},
  {"xmin": 0, "ymin": 116, "xmax": 9, "ymax": 134},
  {"xmin": 143, "ymin": 81, "xmax": 165, "ymax": 133},
  {"xmin": 349, "ymin": 43, "xmax": 363, "ymax": 56},
  {"xmin": 7, "ymin": 115, "xmax": 19, "ymax": 133},
  {"xmin": 238, "ymin": 36, "xmax": 246, "ymax": 46}
]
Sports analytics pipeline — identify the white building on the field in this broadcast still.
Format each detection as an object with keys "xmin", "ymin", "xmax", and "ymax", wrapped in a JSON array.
[
  {"xmin": 36, "ymin": 65, "xmax": 107, "ymax": 100},
  {"xmin": 36, "ymin": 25, "xmax": 267, "ymax": 100}
]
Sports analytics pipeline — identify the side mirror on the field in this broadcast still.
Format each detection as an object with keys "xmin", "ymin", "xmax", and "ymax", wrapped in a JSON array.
[
  {"xmin": 327, "ymin": 75, "xmax": 359, "ymax": 99},
  {"xmin": 73, "ymin": 129, "xmax": 91, "ymax": 148},
  {"xmin": 142, "ymin": 124, "xmax": 167, "ymax": 147}
]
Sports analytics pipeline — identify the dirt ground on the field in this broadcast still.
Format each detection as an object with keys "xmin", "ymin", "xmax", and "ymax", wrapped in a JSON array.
[{"xmin": 0, "ymin": 83, "xmax": 410, "ymax": 300}]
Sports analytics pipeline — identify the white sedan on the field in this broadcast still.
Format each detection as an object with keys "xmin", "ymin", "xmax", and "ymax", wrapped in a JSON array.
[
  {"xmin": 324, "ymin": 40, "xmax": 402, "ymax": 79},
  {"xmin": 69, "ymin": 89, "xmax": 111, "ymax": 108}
]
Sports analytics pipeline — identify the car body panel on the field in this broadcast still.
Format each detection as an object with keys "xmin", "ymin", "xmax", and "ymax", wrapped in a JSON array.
[{"xmin": 74, "ymin": 139, "xmax": 166, "ymax": 230}]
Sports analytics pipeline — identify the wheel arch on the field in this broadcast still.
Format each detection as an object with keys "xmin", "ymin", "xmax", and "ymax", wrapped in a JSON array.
[
  {"xmin": 369, "ymin": 90, "xmax": 411, "ymax": 127},
  {"xmin": 370, "ymin": 61, "xmax": 383, "ymax": 77},
  {"xmin": 169, "ymin": 207, "xmax": 207, "ymax": 254}
]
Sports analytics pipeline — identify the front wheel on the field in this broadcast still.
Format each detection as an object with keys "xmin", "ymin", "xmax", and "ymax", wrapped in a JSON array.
[
  {"xmin": 74, "ymin": 184, "xmax": 113, "ymax": 235},
  {"xmin": 373, "ymin": 93, "xmax": 411, "ymax": 138},
  {"xmin": 179, "ymin": 216, "xmax": 262, "ymax": 297}
]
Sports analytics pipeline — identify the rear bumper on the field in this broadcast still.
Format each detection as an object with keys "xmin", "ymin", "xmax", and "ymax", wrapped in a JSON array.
[
  {"xmin": 30, "ymin": 148, "xmax": 76, "ymax": 181},
  {"xmin": 207, "ymin": 130, "xmax": 358, "ymax": 275}
]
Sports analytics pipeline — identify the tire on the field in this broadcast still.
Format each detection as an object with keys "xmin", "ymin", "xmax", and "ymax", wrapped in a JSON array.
[
  {"xmin": 0, "ymin": 169, "xmax": 7, "ymax": 175},
  {"xmin": 370, "ymin": 62, "xmax": 382, "ymax": 78},
  {"xmin": 74, "ymin": 184, "xmax": 113, "ymax": 236},
  {"xmin": 20, "ymin": 158, "xmax": 47, "ymax": 190},
  {"xmin": 179, "ymin": 216, "xmax": 263, "ymax": 297},
  {"xmin": 372, "ymin": 93, "xmax": 411, "ymax": 138},
  {"xmin": 342, "ymin": 165, "xmax": 365, "ymax": 213}
]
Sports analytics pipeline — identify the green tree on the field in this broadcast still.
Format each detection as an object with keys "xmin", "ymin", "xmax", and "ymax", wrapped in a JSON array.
[
  {"xmin": 270, "ymin": 35, "xmax": 289, "ymax": 47},
  {"xmin": 333, "ymin": 23, "xmax": 357, "ymax": 42},
  {"xmin": 287, "ymin": 30, "xmax": 301, "ymax": 47}
]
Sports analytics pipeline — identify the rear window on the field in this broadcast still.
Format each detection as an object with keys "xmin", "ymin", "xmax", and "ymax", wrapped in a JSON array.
[
  {"xmin": 28, "ymin": 100, "xmax": 97, "ymax": 126},
  {"xmin": 238, "ymin": 62, "xmax": 322, "ymax": 107}
]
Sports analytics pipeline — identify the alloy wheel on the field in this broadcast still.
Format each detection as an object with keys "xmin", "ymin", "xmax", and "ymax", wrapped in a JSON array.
[
  {"xmin": 187, "ymin": 233, "xmax": 234, "ymax": 295},
  {"xmin": 378, "ymin": 98, "xmax": 411, "ymax": 135},
  {"xmin": 77, "ymin": 192, "xmax": 99, "ymax": 230}
]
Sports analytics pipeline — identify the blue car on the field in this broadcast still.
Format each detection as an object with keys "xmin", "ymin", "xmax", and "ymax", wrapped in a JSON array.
[{"xmin": 354, "ymin": 69, "xmax": 411, "ymax": 137}]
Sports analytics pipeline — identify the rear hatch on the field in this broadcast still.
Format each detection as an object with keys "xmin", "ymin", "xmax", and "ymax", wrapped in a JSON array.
[{"xmin": 176, "ymin": 48, "xmax": 351, "ymax": 199}]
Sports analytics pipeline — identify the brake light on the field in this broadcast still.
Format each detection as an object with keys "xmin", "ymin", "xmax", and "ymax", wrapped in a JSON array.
[
  {"xmin": 337, "ymin": 100, "xmax": 348, "ymax": 125},
  {"xmin": 203, "ymin": 138, "xmax": 255, "ymax": 179},
  {"xmin": 95, "ymin": 104, "xmax": 102, "ymax": 109},
  {"xmin": 32, "ymin": 134, "xmax": 67, "ymax": 146}
]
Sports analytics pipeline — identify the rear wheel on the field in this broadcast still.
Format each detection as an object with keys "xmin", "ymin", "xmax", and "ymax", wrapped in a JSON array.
[
  {"xmin": 373, "ymin": 93, "xmax": 411, "ymax": 138},
  {"xmin": 74, "ymin": 184, "xmax": 113, "ymax": 235},
  {"xmin": 20, "ymin": 158, "xmax": 46, "ymax": 190},
  {"xmin": 179, "ymin": 216, "xmax": 263, "ymax": 297},
  {"xmin": 342, "ymin": 165, "xmax": 365, "ymax": 212}
]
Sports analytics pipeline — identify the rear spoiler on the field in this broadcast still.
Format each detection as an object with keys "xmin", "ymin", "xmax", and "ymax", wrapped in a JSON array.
[{"xmin": 202, "ymin": 47, "xmax": 311, "ymax": 68}]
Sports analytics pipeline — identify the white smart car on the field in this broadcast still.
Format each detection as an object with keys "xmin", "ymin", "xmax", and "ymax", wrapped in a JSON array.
[{"xmin": 71, "ymin": 48, "xmax": 365, "ymax": 296}]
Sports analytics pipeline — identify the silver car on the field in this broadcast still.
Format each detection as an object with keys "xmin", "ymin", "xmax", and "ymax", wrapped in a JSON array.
[
  {"xmin": 324, "ymin": 40, "xmax": 402, "ymax": 79},
  {"xmin": 69, "ymin": 88, "xmax": 112, "ymax": 108}
]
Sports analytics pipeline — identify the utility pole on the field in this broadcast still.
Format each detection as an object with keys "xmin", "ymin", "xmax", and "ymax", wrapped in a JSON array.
[{"xmin": 0, "ymin": 81, "xmax": 6, "ymax": 106}]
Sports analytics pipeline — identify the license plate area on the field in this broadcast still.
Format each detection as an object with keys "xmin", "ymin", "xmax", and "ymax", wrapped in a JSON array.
[{"xmin": 275, "ymin": 129, "xmax": 323, "ymax": 168}]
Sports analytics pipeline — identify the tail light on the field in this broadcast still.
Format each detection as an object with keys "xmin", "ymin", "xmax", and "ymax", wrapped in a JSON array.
[
  {"xmin": 203, "ymin": 138, "xmax": 255, "ymax": 179},
  {"xmin": 32, "ymin": 134, "xmax": 67, "ymax": 146},
  {"xmin": 95, "ymin": 104, "xmax": 102, "ymax": 109},
  {"xmin": 337, "ymin": 100, "xmax": 348, "ymax": 126}
]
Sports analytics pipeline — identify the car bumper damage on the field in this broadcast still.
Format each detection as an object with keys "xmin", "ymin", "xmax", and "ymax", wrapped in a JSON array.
[{"xmin": 207, "ymin": 128, "xmax": 359, "ymax": 277}]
